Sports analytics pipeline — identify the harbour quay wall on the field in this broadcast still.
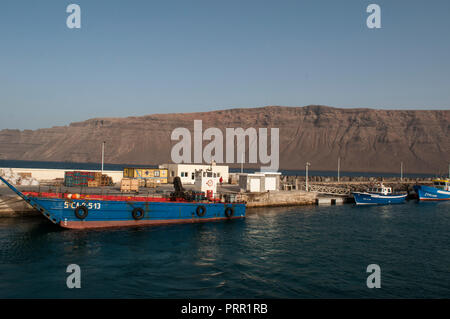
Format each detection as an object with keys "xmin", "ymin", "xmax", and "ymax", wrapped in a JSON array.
[
  {"xmin": 241, "ymin": 190, "xmax": 317, "ymax": 208},
  {"xmin": 0, "ymin": 168, "xmax": 124, "ymax": 184}
]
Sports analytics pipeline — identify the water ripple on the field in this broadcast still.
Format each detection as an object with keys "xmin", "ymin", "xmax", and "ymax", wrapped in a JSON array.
[{"xmin": 1, "ymin": 201, "xmax": 450, "ymax": 298}]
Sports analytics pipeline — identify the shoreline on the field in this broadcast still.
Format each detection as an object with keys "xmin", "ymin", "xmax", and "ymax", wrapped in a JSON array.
[{"xmin": 0, "ymin": 160, "xmax": 442, "ymax": 177}]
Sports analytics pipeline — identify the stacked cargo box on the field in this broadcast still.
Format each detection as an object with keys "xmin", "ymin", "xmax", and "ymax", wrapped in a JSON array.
[
  {"xmin": 64, "ymin": 171, "xmax": 114, "ymax": 187},
  {"xmin": 121, "ymin": 178, "xmax": 139, "ymax": 192},
  {"xmin": 64, "ymin": 171, "xmax": 96, "ymax": 187},
  {"xmin": 100, "ymin": 175, "xmax": 113, "ymax": 186},
  {"xmin": 88, "ymin": 180, "xmax": 100, "ymax": 187}
]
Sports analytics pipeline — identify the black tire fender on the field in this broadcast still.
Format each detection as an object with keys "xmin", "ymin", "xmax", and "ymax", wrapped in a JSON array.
[
  {"xmin": 196, "ymin": 205, "xmax": 206, "ymax": 217},
  {"xmin": 225, "ymin": 206, "xmax": 234, "ymax": 218},
  {"xmin": 132, "ymin": 207, "xmax": 145, "ymax": 220},
  {"xmin": 74, "ymin": 206, "xmax": 89, "ymax": 220}
]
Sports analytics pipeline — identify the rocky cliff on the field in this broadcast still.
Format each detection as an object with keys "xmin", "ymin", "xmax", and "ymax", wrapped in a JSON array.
[{"xmin": 0, "ymin": 105, "xmax": 448, "ymax": 174}]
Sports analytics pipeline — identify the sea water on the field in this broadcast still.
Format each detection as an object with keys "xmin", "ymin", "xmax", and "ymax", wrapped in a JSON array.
[{"xmin": 0, "ymin": 201, "xmax": 449, "ymax": 298}]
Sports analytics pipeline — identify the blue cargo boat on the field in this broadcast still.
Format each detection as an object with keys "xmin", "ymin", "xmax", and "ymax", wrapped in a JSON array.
[
  {"xmin": 0, "ymin": 176, "xmax": 245, "ymax": 229},
  {"xmin": 352, "ymin": 184, "xmax": 407, "ymax": 205},
  {"xmin": 413, "ymin": 179, "xmax": 450, "ymax": 201}
]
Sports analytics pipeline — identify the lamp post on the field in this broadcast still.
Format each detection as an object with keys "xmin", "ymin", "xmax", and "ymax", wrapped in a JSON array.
[
  {"xmin": 306, "ymin": 162, "xmax": 311, "ymax": 192},
  {"xmin": 337, "ymin": 157, "xmax": 340, "ymax": 183},
  {"xmin": 101, "ymin": 141, "xmax": 105, "ymax": 176},
  {"xmin": 401, "ymin": 162, "xmax": 403, "ymax": 181}
]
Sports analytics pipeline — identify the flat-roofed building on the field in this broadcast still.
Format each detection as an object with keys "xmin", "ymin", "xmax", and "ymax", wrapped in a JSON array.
[
  {"xmin": 159, "ymin": 163, "xmax": 229, "ymax": 185},
  {"xmin": 239, "ymin": 172, "xmax": 281, "ymax": 192}
]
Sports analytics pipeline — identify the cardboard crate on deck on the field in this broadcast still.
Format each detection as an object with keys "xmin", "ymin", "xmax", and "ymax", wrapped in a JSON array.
[
  {"xmin": 88, "ymin": 180, "xmax": 100, "ymax": 187},
  {"xmin": 138, "ymin": 179, "xmax": 146, "ymax": 187},
  {"xmin": 100, "ymin": 175, "xmax": 113, "ymax": 186},
  {"xmin": 121, "ymin": 178, "xmax": 139, "ymax": 192},
  {"xmin": 145, "ymin": 179, "xmax": 157, "ymax": 188}
]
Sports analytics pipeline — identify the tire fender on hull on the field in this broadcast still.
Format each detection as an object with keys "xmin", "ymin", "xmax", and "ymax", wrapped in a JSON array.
[
  {"xmin": 225, "ymin": 206, "xmax": 234, "ymax": 218},
  {"xmin": 196, "ymin": 205, "xmax": 206, "ymax": 217},
  {"xmin": 132, "ymin": 207, "xmax": 145, "ymax": 220},
  {"xmin": 74, "ymin": 206, "xmax": 88, "ymax": 220}
]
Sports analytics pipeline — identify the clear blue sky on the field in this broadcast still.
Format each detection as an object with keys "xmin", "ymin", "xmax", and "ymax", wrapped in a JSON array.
[{"xmin": 1, "ymin": 0, "xmax": 449, "ymax": 129}]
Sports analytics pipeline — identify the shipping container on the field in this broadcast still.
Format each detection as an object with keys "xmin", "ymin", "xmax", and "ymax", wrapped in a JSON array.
[
  {"xmin": 123, "ymin": 168, "xmax": 168, "ymax": 183},
  {"xmin": 64, "ymin": 171, "xmax": 98, "ymax": 187}
]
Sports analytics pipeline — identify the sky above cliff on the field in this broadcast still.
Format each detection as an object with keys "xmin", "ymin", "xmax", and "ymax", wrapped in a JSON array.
[{"xmin": 1, "ymin": 0, "xmax": 450, "ymax": 130}]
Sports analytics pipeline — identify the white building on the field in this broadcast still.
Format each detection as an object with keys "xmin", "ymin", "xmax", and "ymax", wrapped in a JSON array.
[
  {"xmin": 159, "ymin": 163, "xmax": 229, "ymax": 185},
  {"xmin": 194, "ymin": 170, "xmax": 219, "ymax": 195},
  {"xmin": 239, "ymin": 172, "xmax": 281, "ymax": 192}
]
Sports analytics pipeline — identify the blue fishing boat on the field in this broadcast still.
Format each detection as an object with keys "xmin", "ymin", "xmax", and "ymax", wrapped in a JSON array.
[
  {"xmin": 352, "ymin": 184, "xmax": 407, "ymax": 205},
  {"xmin": 0, "ymin": 176, "xmax": 245, "ymax": 229},
  {"xmin": 413, "ymin": 179, "xmax": 450, "ymax": 201}
]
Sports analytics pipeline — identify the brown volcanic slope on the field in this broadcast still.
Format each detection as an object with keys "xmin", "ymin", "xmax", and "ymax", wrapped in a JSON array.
[{"xmin": 0, "ymin": 105, "xmax": 449, "ymax": 174}]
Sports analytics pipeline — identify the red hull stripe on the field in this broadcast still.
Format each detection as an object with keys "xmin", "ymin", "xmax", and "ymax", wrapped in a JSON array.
[
  {"xmin": 420, "ymin": 198, "xmax": 450, "ymax": 201},
  {"xmin": 59, "ymin": 216, "xmax": 244, "ymax": 229}
]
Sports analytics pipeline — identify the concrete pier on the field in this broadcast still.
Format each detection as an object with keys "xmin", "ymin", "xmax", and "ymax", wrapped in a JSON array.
[{"xmin": 241, "ymin": 190, "xmax": 317, "ymax": 208}]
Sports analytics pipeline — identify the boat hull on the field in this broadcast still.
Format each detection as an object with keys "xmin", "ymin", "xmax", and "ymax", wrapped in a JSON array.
[
  {"xmin": 413, "ymin": 185, "xmax": 450, "ymax": 201},
  {"xmin": 29, "ymin": 197, "xmax": 246, "ymax": 229},
  {"xmin": 352, "ymin": 192, "xmax": 407, "ymax": 205}
]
